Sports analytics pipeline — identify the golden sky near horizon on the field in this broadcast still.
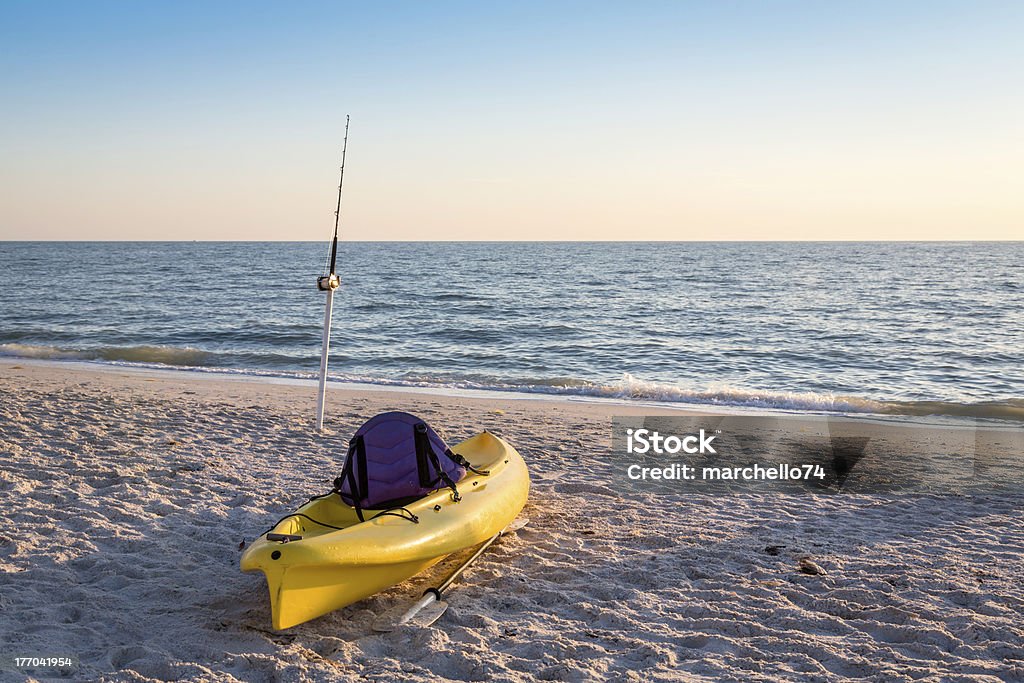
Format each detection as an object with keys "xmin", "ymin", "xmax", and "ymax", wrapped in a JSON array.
[{"xmin": 4, "ymin": 124, "xmax": 1021, "ymax": 241}]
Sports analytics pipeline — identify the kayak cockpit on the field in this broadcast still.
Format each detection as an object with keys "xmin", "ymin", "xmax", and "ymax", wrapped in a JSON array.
[{"xmin": 263, "ymin": 430, "xmax": 509, "ymax": 542}]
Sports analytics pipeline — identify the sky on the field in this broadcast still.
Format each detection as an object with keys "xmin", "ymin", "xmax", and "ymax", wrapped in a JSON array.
[{"xmin": 1, "ymin": 1, "xmax": 1022, "ymax": 241}]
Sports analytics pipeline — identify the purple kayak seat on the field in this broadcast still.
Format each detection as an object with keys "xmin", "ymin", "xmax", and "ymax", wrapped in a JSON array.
[{"xmin": 335, "ymin": 412, "xmax": 473, "ymax": 515}]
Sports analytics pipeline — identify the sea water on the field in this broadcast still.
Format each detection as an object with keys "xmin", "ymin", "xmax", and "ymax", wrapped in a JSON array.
[{"xmin": 1, "ymin": 241, "xmax": 1021, "ymax": 421}]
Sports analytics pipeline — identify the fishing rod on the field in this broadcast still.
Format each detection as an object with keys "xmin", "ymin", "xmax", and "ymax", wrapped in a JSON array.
[{"xmin": 315, "ymin": 115, "xmax": 350, "ymax": 432}]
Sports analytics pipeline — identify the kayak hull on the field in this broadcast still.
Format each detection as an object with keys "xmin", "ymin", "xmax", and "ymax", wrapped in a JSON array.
[
  {"xmin": 270, "ymin": 558, "xmax": 444, "ymax": 631},
  {"xmin": 241, "ymin": 430, "xmax": 530, "ymax": 629}
]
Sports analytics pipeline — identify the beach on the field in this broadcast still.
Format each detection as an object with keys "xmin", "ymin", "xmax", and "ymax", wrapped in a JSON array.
[
  {"xmin": 1, "ymin": 359, "xmax": 1022, "ymax": 681},
  {"xmin": 4, "ymin": 0, "xmax": 1024, "ymax": 679}
]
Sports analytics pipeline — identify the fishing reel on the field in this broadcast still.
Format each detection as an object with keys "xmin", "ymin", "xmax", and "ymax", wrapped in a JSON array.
[{"xmin": 317, "ymin": 274, "xmax": 340, "ymax": 291}]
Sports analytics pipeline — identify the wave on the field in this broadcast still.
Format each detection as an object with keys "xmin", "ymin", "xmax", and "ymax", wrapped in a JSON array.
[
  {"xmin": 0, "ymin": 342, "xmax": 211, "ymax": 366},
  {"xmin": 2, "ymin": 344, "xmax": 1021, "ymax": 423},
  {"xmin": 321, "ymin": 372, "xmax": 1024, "ymax": 423},
  {"xmin": 882, "ymin": 398, "xmax": 1024, "ymax": 422},
  {"xmin": 347, "ymin": 372, "xmax": 889, "ymax": 412}
]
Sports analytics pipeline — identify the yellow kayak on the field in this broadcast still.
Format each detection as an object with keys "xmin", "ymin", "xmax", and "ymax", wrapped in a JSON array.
[{"xmin": 241, "ymin": 430, "xmax": 530, "ymax": 630}]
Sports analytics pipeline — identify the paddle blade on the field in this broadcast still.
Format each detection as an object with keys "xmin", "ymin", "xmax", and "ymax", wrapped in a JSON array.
[
  {"xmin": 408, "ymin": 599, "xmax": 448, "ymax": 627},
  {"xmin": 505, "ymin": 517, "xmax": 530, "ymax": 534},
  {"xmin": 371, "ymin": 604, "xmax": 406, "ymax": 633},
  {"xmin": 371, "ymin": 599, "xmax": 448, "ymax": 632}
]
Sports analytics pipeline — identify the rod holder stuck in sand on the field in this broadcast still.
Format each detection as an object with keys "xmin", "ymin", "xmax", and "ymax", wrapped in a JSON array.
[{"xmin": 315, "ymin": 280, "xmax": 338, "ymax": 432}]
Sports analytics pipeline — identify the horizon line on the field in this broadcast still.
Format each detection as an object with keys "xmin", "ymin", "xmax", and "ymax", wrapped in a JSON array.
[{"xmin": 3, "ymin": 239, "xmax": 1023, "ymax": 244}]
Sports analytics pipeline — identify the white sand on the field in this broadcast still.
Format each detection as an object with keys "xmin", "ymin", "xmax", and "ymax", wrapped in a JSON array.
[{"xmin": 1, "ymin": 360, "xmax": 1023, "ymax": 682}]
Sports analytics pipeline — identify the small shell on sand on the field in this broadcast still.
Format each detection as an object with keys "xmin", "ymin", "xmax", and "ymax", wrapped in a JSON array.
[{"xmin": 798, "ymin": 557, "xmax": 827, "ymax": 575}]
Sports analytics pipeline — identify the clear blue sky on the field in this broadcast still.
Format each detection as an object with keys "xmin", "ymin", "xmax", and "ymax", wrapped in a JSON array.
[{"xmin": 2, "ymin": 1, "xmax": 1022, "ymax": 240}]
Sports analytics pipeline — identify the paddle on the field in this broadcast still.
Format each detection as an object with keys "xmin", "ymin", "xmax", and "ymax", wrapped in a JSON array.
[{"xmin": 372, "ymin": 517, "xmax": 529, "ymax": 632}]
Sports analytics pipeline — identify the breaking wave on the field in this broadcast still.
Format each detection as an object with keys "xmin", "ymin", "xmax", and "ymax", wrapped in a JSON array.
[
  {"xmin": 2, "ymin": 344, "xmax": 1021, "ymax": 423},
  {"xmin": 0, "ymin": 342, "xmax": 212, "ymax": 366},
  {"xmin": 327, "ymin": 372, "xmax": 1024, "ymax": 422}
]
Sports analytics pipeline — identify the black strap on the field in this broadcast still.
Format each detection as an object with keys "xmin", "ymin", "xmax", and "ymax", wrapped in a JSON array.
[
  {"xmin": 427, "ymin": 441, "xmax": 461, "ymax": 502},
  {"xmin": 370, "ymin": 507, "xmax": 419, "ymax": 524},
  {"xmin": 346, "ymin": 460, "xmax": 364, "ymax": 522},
  {"xmin": 413, "ymin": 424, "xmax": 433, "ymax": 487},
  {"xmin": 446, "ymin": 449, "xmax": 490, "ymax": 476},
  {"xmin": 262, "ymin": 512, "xmax": 346, "ymax": 536},
  {"xmin": 336, "ymin": 437, "xmax": 365, "ymax": 522},
  {"xmin": 332, "ymin": 439, "xmax": 355, "ymax": 497},
  {"xmin": 414, "ymin": 423, "xmax": 462, "ymax": 501},
  {"xmin": 355, "ymin": 435, "xmax": 369, "ymax": 501},
  {"xmin": 415, "ymin": 423, "xmax": 462, "ymax": 498}
]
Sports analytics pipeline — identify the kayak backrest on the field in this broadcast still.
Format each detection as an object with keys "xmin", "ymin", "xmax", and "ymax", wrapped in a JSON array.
[{"xmin": 336, "ymin": 411, "xmax": 466, "ymax": 510}]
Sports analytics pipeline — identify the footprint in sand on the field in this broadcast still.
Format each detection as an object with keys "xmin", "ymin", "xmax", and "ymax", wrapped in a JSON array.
[
  {"xmin": 108, "ymin": 646, "xmax": 175, "ymax": 680},
  {"xmin": 227, "ymin": 493, "xmax": 253, "ymax": 508},
  {"xmin": 62, "ymin": 604, "xmax": 84, "ymax": 624},
  {"xmin": 552, "ymin": 482, "xmax": 618, "ymax": 497}
]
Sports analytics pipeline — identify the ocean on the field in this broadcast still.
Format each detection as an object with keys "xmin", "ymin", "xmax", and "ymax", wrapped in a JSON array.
[{"xmin": 1, "ymin": 241, "xmax": 1022, "ymax": 421}]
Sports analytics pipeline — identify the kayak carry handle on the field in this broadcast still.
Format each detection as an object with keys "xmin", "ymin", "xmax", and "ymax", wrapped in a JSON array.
[{"xmin": 267, "ymin": 533, "xmax": 303, "ymax": 543}]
